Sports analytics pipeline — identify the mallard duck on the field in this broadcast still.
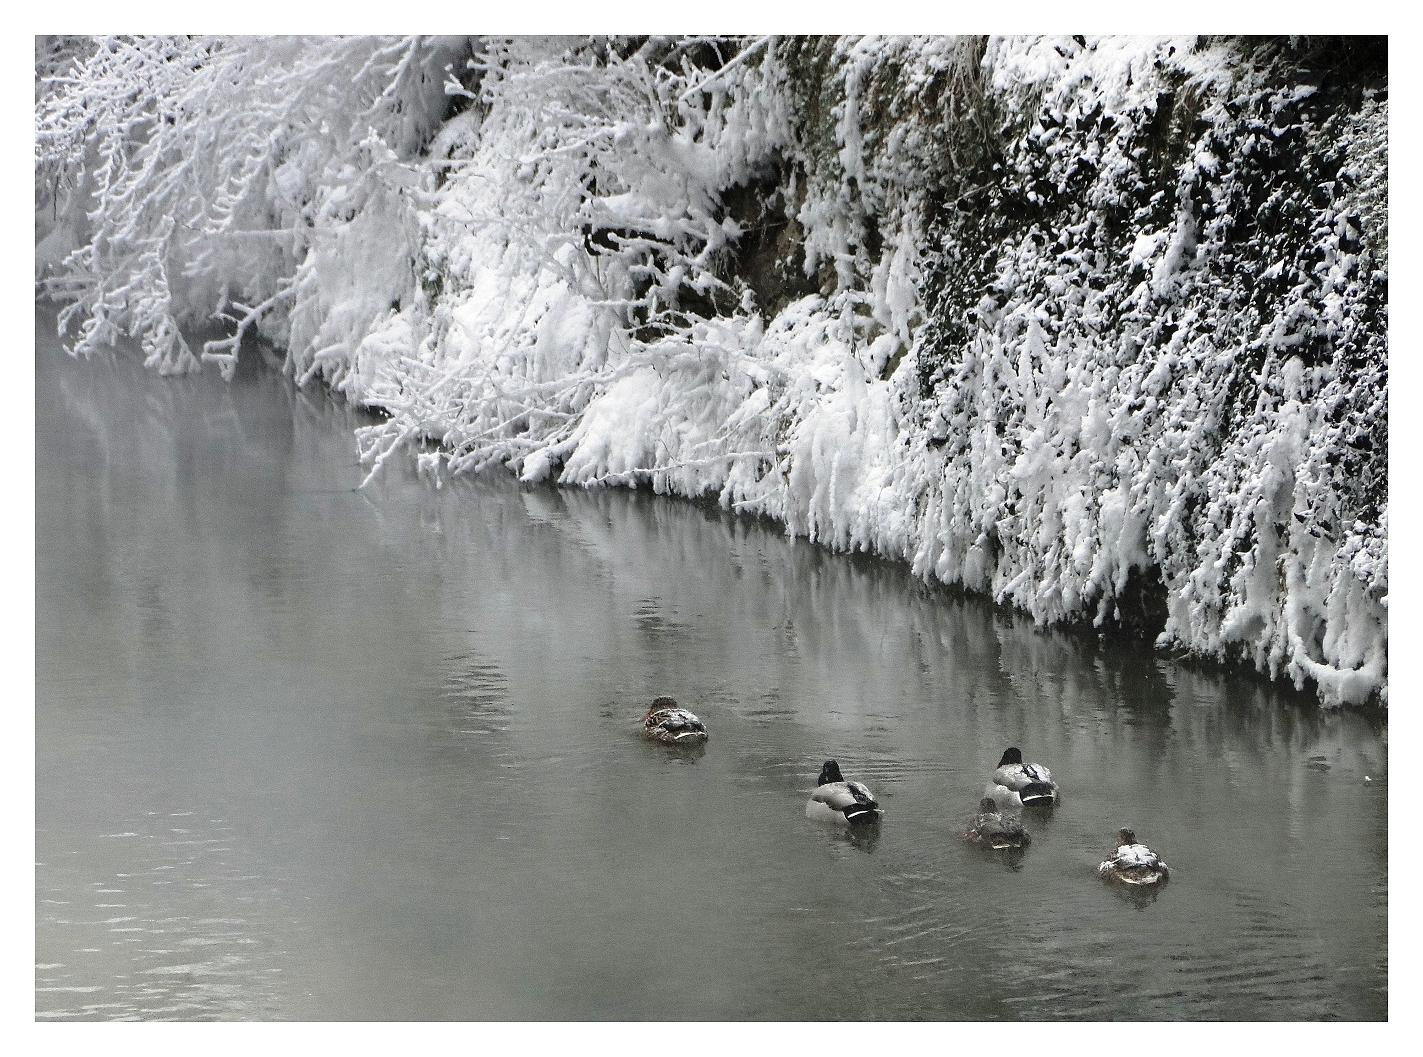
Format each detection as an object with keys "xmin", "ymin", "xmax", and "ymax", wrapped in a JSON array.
[
  {"xmin": 805, "ymin": 760, "xmax": 881, "ymax": 825},
  {"xmin": 963, "ymin": 797, "xmax": 1031, "ymax": 850},
  {"xmin": 642, "ymin": 697, "xmax": 708, "ymax": 745},
  {"xmin": 985, "ymin": 747, "xmax": 1059, "ymax": 808},
  {"xmin": 1098, "ymin": 828, "xmax": 1171, "ymax": 886}
]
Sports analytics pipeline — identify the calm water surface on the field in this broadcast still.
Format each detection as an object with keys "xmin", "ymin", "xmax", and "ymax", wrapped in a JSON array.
[{"xmin": 36, "ymin": 313, "xmax": 1387, "ymax": 1020}]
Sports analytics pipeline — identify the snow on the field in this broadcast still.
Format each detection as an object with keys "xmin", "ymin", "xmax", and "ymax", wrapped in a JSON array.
[
  {"xmin": 1113, "ymin": 843, "xmax": 1160, "ymax": 868},
  {"xmin": 35, "ymin": 35, "xmax": 1388, "ymax": 708}
]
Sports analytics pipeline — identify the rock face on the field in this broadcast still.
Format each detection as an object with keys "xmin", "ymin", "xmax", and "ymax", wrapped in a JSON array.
[{"xmin": 35, "ymin": 36, "xmax": 1387, "ymax": 706}]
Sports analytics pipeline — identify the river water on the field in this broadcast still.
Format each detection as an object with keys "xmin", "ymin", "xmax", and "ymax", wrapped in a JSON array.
[{"xmin": 36, "ymin": 313, "xmax": 1387, "ymax": 1020}]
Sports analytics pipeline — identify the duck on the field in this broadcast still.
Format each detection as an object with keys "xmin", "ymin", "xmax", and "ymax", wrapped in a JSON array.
[
  {"xmin": 963, "ymin": 797, "xmax": 1031, "ymax": 850},
  {"xmin": 805, "ymin": 760, "xmax": 882, "ymax": 825},
  {"xmin": 1097, "ymin": 828, "xmax": 1171, "ymax": 887},
  {"xmin": 641, "ymin": 697, "xmax": 708, "ymax": 745},
  {"xmin": 985, "ymin": 746, "xmax": 1059, "ymax": 808}
]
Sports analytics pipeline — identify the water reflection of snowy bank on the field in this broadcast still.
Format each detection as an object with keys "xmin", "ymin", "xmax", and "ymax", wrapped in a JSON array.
[{"xmin": 37, "ymin": 319, "xmax": 1385, "ymax": 1019}]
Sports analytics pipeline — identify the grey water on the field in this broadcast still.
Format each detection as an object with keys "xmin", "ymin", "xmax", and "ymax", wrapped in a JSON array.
[{"xmin": 36, "ymin": 310, "xmax": 1387, "ymax": 1021}]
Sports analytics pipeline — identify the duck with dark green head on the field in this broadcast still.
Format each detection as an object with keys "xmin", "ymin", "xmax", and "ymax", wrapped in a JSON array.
[
  {"xmin": 805, "ymin": 759, "xmax": 881, "ymax": 825},
  {"xmin": 985, "ymin": 747, "xmax": 1059, "ymax": 808}
]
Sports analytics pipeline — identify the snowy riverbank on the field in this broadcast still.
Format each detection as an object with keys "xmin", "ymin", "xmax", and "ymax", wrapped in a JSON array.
[{"xmin": 35, "ymin": 36, "xmax": 1387, "ymax": 706}]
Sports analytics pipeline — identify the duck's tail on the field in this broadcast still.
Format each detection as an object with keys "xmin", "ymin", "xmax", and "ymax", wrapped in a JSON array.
[
  {"xmin": 1101, "ymin": 862, "xmax": 1170, "ymax": 886},
  {"xmin": 990, "ymin": 829, "xmax": 1030, "ymax": 849},
  {"xmin": 645, "ymin": 715, "xmax": 708, "ymax": 743},
  {"xmin": 1019, "ymin": 781, "xmax": 1056, "ymax": 806},
  {"xmin": 842, "ymin": 802, "xmax": 881, "ymax": 825}
]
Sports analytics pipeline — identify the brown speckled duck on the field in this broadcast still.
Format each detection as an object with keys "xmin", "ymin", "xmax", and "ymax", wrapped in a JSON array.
[
  {"xmin": 1098, "ymin": 828, "xmax": 1171, "ymax": 887},
  {"xmin": 642, "ymin": 697, "xmax": 709, "ymax": 745},
  {"xmin": 963, "ymin": 797, "xmax": 1031, "ymax": 850}
]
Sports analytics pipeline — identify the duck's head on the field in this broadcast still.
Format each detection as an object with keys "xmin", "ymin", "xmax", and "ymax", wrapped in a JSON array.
[
  {"xmin": 1116, "ymin": 827, "xmax": 1136, "ymax": 847},
  {"xmin": 998, "ymin": 747, "xmax": 1023, "ymax": 767},
  {"xmin": 818, "ymin": 760, "xmax": 844, "ymax": 785},
  {"xmin": 979, "ymin": 797, "xmax": 998, "ymax": 812}
]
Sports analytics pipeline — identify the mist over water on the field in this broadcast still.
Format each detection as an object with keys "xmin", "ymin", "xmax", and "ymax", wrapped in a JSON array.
[{"xmin": 36, "ymin": 314, "xmax": 1386, "ymax": 1020}]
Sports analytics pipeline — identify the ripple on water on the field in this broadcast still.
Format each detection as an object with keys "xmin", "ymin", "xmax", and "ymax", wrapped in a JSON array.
[
  {"xmin": 439, "ymin": 649, "xmax": 511, "ymax": 738},
  {"xmin": 35, "ymin": 811, "xmax": 295, "ymax": 1021}
]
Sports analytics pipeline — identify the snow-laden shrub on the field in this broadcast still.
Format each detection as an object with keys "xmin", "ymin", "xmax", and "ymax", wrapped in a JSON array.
[
  {"xmin": 353, "ymin": 36, "xmax": 793, "ymax": 486},
  {"xmin": 906, "ymin": 37, "xmax": 1386, "ymax": 706},
  {"xmin": 36, "ymin": 35, "xmax": 464, "ymax": 374},
  {"xmin": 35, "ymin": 35, "xmax": 1387, "ymax": 707}
]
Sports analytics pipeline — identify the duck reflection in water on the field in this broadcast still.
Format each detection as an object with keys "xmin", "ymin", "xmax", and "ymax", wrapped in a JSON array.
[
  {"xmin": 826, "ymin": 822, "xmax": 881, "ymax": 854},
  {"xmin": 652, "ymin": 739, "xmax": 708, "ymax": 764},
  {"xmin": 1110, "ymin": 881, "xmax": 1166, "ymax": 909},
  {"xmin": 962, "ymin": 839, "xmax": 1030, "ymax": 873}
]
